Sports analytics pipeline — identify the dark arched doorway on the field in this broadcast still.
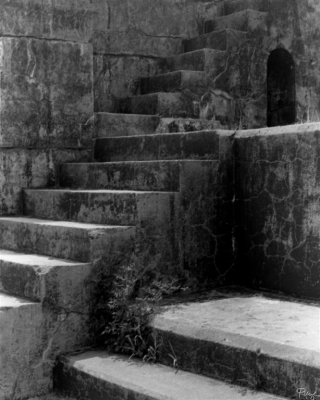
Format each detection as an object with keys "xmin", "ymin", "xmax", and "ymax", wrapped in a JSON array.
[{"xmin": 267, "ymin": 49, "xmax": 296, "ymax": 127}]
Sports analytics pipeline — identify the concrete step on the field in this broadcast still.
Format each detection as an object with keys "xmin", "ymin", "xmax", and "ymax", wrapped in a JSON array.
[
  {"xmin": 156, "ymin": 117, "xmax": 225, "ymax": 133},
  {"xmin": 117, "ymin": 92, "xmax": 198, "ymax": 118},
  {"xmin": 0, "ymin": 292, "xmax": 46, "ymax": 399},
  {"xmin": 0, "ymin": 249, "xmax": 91, "ymax": 309},
  {"xmin": 139, "ymin": 70, "xmax": 206, "ymax": 95},
  {"xmin": 94, "ymin": 112, "xmax": 222, "ymax": 139},
  {"xmin": 54, "ymin": 351, "xmax": 285, "ymax": 400},
  {"xmin": 221, "ymin": 0, "xmax": 268, "ymax": 16},
  {"xmin": 183, "ymin": 29, "xmax": 247, "ymax": 53},
  {"xmin": 151, "ymin": 294, "xmax": 320, "ymax": 398},
  {"xmin": 163, "ymin": 48, "xmax": 226, "ymax": 74},
  {"xmin": 60, "ymin": 160, "xmax": 218, "ymax": 192},
  {"xmin": 60, "ymin": 161, "xmax": 181, "ymax": 191},
  {"xmin": 94, "ymin": 130, "xmax": 224, "ymax": 162},
  {"xmin": 94, "ymin": 113, "xmax": 160, "ymax": 138},
  {"xmin": 24, "ymin": 189, "xmax": 177, "ymax": 227},
  {"xmin": 204, "ymin": 9, "xmax": 267, "ymax": 33},
  {"xmin": 0, "ymin": 217, "xmax": 135, "ymax": 262}
]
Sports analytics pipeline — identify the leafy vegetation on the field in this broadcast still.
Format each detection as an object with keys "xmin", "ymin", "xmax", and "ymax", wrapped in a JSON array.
[{"xmin": 91, "ymin": 254, "xmax": 191, "ymax": 362}]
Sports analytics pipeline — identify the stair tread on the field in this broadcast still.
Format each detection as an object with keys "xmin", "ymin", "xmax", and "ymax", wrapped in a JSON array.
[
  {"xmin": 63, "ymin": 160, "xmax": 216, "ymax": 165},
  {"xmin": 95, "ymin": 128, "xmax": 230, "ymax": 139},
  {"xmin": 0, "ymin": 291, "xmax": 39, "ymax": 308},
  {"xmin": 126, "ymin": 91, "xmax": 182, "ymax": 99},
  {"xmin": 95, "ymin": 112, "xmax": 159, "ymax": 118},
  {"xmin": 193, "ymin": 27, "xmax": 247, "ymax": 40},
  {"xmin": 170, "ymin": 47, "xmax": 225, "ymax": 56},
  {"xmin": 0, "ymin": 248, "xmax": 88, "ymax": 267},
  {"xmin": 26, "ymin": 188, "xmax": 176, "ymax": 195},
  {"xmin": 60, "ymin": 351, "xmax": 285, "ymax": 400},
  {"xmin": 0, "ymin": 216, "xmax": 132, "ymax": 230},
  {"xmin": 213, "ymin": 8, "xmax": 267, "ymax": 18},
  {"xmin": 152, "ymin": 295, "xmax": 320, "ymax": 365},
  {"xmin": 142, "ymin": 70, "xmax": 205, "ymax": 78}
]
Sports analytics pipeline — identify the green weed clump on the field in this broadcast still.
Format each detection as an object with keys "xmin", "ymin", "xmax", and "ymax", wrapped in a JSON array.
[{"xmin": 91, "ymin": 255, "xmax": 189, "ymax": 362}]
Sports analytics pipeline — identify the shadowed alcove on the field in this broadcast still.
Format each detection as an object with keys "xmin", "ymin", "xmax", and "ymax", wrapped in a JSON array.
[{"xmin": 267, "ymin": 48, "xmax": 296, "ymax": 127}]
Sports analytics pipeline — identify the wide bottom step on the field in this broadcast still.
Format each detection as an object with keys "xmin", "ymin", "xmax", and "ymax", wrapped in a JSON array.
[
  {"xmin": 54, "ymin": 351, "xmax": 285, "ymax": 400},
  {"xmin": 151, "ymin": 294, "xmax": 320, "ymax": 398}
]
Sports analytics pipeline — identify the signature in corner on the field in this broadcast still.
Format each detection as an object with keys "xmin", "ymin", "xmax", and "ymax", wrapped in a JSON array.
[{"xmin": 297, "ymin": 388, "xmax": 320, "ymax": 400}]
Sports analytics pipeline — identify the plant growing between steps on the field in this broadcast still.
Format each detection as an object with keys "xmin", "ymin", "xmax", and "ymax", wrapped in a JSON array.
[{"xmin": 90, "ymin": 253, "xmax": 192, "ymax": 362}]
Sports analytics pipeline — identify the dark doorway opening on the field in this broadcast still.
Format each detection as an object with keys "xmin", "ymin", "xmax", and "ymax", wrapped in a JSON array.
[{"xmin": 267, "ymin": 49, "xmax": 296, "ymax": 127}]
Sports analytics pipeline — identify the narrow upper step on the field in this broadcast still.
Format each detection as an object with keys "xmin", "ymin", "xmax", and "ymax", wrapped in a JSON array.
[
  {"xmin": 94, "ymin": 112, "xmax": 221, "ymax": 139},
  {"xmin": 61, "ymin": 160, "xmax": 181, "ymax": 191},
  {"xmin": 139, "ymin": 70, "xmax": 206, "ymax": 95},
  {"xmin": 151, "ymin": 294, "xmax": 320, "ymax": 398},
  {"xmin": 117, "ymin": 92, "xmax": 197, "ymax": 118},
  {"xmin": 183, "ymin": 29, "xmax": 247, "ymax": 53},
  {"xmin": 0, "ymin": 217, "xmax": 135, "ymax": 262},
  {"xmin": 94, "ymin": 130, "xmax": 231, "ymax": 162},
  {"xmin": 60, "ymin": 159, "xmax": 217, "ymax": 192},
  {"xmin": 163, "ymin": 48, "xmax": 226, "ymax": 74},
  {"xmin": 54, "ymin": 351, "xmax": 285, "ymax": 400},
  {"xmin": 0, "ymin": 249, "xmax": 91, "ymax": 308},
  {"xmin": 204, "ymin": 9, "xmax": 267, "ymax": 33},
  {"xmin": 95, "ymin": 113, "xmax": 160, "ymax": 138},
  {"xmin": 24, "ymin": 189, "xmax": 177, "ymax": 226},
  {"xmin": 220, "ymin": 0, "xmax": 268, "ymax": 16}
]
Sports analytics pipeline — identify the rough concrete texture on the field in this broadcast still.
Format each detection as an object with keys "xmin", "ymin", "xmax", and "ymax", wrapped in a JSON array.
[
  {"xmin": 193, "ymin": 0, "xmax": 320, "ymax": 128},
  {"xmin": 94, "ymin": 113, "xmax": 160, "ymax": 137},
  {"xmin": 0, "ymin": 35, "xmax": 93, "ymax": 215},
  {"xmin": 0, "ymin": 37, "xmax": 93, "ymax": 148},
  {"xmin": 0, "ymin": 148, "xmax": 90, "ymax": 215},
  {"xmin": 0, "ymin": 290, "xmax": 93, "ymax": 400},
  {"xmin": 60, "ymin": 160, "xmax": 182, "ymax": 191},
  {"xmin": 92, "ymin": 129, "xmax": 235, "ymax": 284},
  {"xmin": 152, "ymin": 295, "xmax": 320, "ymax": 398},
  {"xmin": 235, "ymin": 123, "xmax": 320, "ymax": 298},
  {"xmin": 94, "ymin": 130, "xmax": 222, "ymax": 162},
  {"xmin": 0, "ymin": 1, "xmax": 96, "ymax": 43},
  {"xmin": 54, "ymin": 352, "xmax": 286, "ymax": 400},
  {"xmin": 0, "ymin": 217, "xmax": 135, "ymax": 262},
  {"xmin": 92, "ymin": 0, "xmax": 212, "ymax": 111},
  {"xmin": 0, "ymin": 293, "xmax": 46, "ymax": 399},
  {"xmin": 0, "ymin": 249, "xmax": 91, "ymax": 309},
  {"xmin": 94, "ymin": 112, "xmax": 222, "ymax": 138},
  {"xmin": 24, "ymin": 189, "xmax": 177, "ymax": 228}
]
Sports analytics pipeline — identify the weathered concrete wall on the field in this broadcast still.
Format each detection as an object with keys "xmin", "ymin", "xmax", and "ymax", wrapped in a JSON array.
[
  {"xmin": 235, "ymin": 123, "xmax": 320, "ymax": 299},
  {"xmin": 0, "ymin": 2, "xmax": 94, "ymax": 214},
  {"xmin": 92, "ymin": 0, "xmax": 210, "ymax": 111},
  {"xmin": 175, "ymin": 132, "xmax": 235, "ymax": 286},
  {"xmin": 184, "ymin": 0, "xmax": 320, "ymax": 129}
]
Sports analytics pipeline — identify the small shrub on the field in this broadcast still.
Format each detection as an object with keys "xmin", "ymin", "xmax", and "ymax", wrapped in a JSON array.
[{"xmin": 91, "ymin": 254, "xmax": 190, "ymax": 362}]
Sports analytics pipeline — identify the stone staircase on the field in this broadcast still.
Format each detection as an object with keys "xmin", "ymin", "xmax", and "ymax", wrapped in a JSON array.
[{"xmin": 0, "ymin": 1, "xmax": 319, "ymax": 400}]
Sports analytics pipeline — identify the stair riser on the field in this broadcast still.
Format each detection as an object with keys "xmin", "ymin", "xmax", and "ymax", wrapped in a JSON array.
[
  {"xmin": 54, "ymin": 362, "xmax": 149, "ymax": 400},
  {"xmin": 60, "ymin": 162, "xmax": 181, "ymax": 191},
  {"xmin": 183, "ymin": 30, "xmax": 247, "ymax": 53},
  {"xmin": 205, "ymin": 10, "xmax": 267, "ymax": 33},
  {"xmin": 155, "ymin": 329, "xmax": 318, "ymax": 399},
  {"xmin": 94, "ymin": 131, "xmax": 220, "ymax": 162},
  {"xmin": 0, "ymin": 300, "xmax": 48, "ymax": 399},
  {"xmin": 117, "ymin": 93, "xmax": 198, "ymax": 118},
  {"xmin": 221, "ymin": 0, "xmax": 268, "ymax": 15},
  {"xmin": 0, "ymin": 260, "xmax": 91, "ymax": 309},
  {"xmin": 163, "ymin": 50, "xmax": 226, "ymax": 77},
  {"xmin": 24, "ymin": 191, "xmax": 176, "ymax": 228},
  {"xmin": 0, "ymin": 220, "xmax": 135, "ymax": 262},
  {"xmin": 95, "ymin": 113, "xmax": 160, "ymax": 138},
  {"xmin": 139, "ymin": 72, "xmax": 206, "ymax": 95}
]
